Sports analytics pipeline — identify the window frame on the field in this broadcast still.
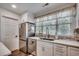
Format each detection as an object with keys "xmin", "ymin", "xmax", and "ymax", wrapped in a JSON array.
[{"xmin": 35, "ymin": 6, "xmax": 76, "ymax": 36}]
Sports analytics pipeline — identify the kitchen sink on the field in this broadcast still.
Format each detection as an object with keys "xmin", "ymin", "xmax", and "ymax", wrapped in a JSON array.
[{"xmin": 40, "ymin": 37, "xmax": 54, "ymax": 41}]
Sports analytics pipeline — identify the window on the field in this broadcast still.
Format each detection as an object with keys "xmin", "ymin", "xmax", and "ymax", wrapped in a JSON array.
[
  {"xmin": 57, "ymin": 7, "xmax": 75, "ymax": 36},
  {"xmin": 36, "ymin": 26, "xmax": 43, "ymax": 34},
  {"xmin": 35, "ymin": 7, "xmax": 76, "ymax": 36},
  {"xmin": 48, "ymin": 26, "xmax": 56, "ymax": 35},
  {"xmin": 57, "ymin": 24, "xmax": 71, "ymax": 35},
  {"xmin": 48, "ymin": 13, "xmax": 57, "ymax": 19}
]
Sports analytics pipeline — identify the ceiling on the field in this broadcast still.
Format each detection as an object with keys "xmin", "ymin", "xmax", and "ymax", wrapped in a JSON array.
[{"xmin": 0, "ymin": 3, "xmax": 75, "ymax": 17}]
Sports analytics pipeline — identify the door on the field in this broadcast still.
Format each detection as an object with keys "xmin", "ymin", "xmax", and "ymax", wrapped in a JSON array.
[
  {"xmin": 42, "ymin": 44, "xmax": 53, "ymax": 56},
  {"xmin": 37, "ymin": 41, "xmax": 53, "ymax": 56},
  {"xmin": 37, "ymin": 41, "xmax": 43, "ymax": 56},
  {"xmin": 19, "ymin": 23, "xmax": 26, "ymax": 40},
  {"xmin": 28, "ymin": 23, "xmax": 35, "ymax": 37},
  {"xmin": 19, "ymin": 23, "xmax": 26, "ymax": 53},
  {"xmin": 1, "ymin": 16, "xmax": 19, "ymax": 51}
]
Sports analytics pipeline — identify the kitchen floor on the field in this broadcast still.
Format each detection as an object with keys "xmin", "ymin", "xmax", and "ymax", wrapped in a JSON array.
[
  {"xmin": 10, "ymin": 50, "xmax": 34, "ymax": 56},
  {"xmin": 11, "ymin": 50, "xmax": 26, "ymax": 56},
  {"xmin": 19, "ymin": 39, "xmax": 27, "ymax": 53},
  {"xmin": 19, "ymin": 39, "xmax": 35, "ymax": 56}
]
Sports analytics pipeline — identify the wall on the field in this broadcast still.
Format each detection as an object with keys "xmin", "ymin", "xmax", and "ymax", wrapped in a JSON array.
[
  {"xmin": 0, "ymin": 8, "xmax": 20, "ymax": 51},
  {"xmin": 0, "ymin": 8, "xmax": 20, "ymax": 20},
  {"xmin": 0, "ymin": 12, "xmax": 1, "ymax": 42},
  {"xmin": 19, "ymin": 12, "xmax": 35, "ymax": 40},
  {"xmin": 20, "ymin": 12, "xmax": 35, "ymax": 24},
  {"xmin": 34, "ymin": 3, "xmax": 75, "ymax": 17},
  {"xmin": 76, "ymin": 4, "xmax": 79, "ymax": 28}
]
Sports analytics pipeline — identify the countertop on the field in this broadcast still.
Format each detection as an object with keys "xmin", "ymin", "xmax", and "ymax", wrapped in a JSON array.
[
  {"xmin": 28, "ymin": 37, "xmax": 40, "ymax": 40},
  {"xmin": 28, "ymin": 37, "xmax": 79, "ymax": 48}
]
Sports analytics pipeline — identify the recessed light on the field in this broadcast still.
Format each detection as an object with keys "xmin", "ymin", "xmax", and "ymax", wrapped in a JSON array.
[{"xmin": 11, "ymin": 5, "xmax": 16, "ymax": 8}]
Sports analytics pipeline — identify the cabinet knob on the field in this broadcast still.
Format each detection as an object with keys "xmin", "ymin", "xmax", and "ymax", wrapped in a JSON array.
[
  {"xmin": 15, "ymin": 35, "xmax": 18, "ymax": 37},
  {"xmin": 32, "ymin": 41, "xmax": 34, "ymax": 44},
  {"xmin": 42, "ymin": 47, "xmax": 45, "ymax": 51}
]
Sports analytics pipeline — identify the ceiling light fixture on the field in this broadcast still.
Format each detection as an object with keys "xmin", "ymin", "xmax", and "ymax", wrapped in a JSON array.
[
  {"xmin": 42, "ymin": 3, "xmax": 49, "ymax": 7},
  {"xmin": 11, "ymin": 5, "xmax": 16, "ymax": 8}
]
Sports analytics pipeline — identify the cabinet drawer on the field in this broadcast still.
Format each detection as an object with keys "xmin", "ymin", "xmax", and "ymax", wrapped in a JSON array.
[
  {"xmin": 54, "ymin": 44, "xmax": 67, "ymax": 52},
  {"xmin": 68, "ymin": 47, "xmax": 79, "ymax": 56},
  {"xmin": 54, "ymin": 52, "xmax": 66, "ymax": 56},
  {"xmin": 54, "ymin": 44, "xmax": 67, "ymax": 56},
  {"xmin": 54, "ymin": 44, "xmax": 66, "ymax": 48}
]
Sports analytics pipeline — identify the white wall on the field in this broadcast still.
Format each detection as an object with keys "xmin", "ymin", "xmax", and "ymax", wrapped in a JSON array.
[
  {"xmin": 0, "ymin": 8, "xmax": 20, "ymax": 51},
  {"xmin": 0, "ymin": 8, "xmax": 20, "ymax": 20},
  {"xmin": 76, "ymin": 4, "xmax": 79, "ymax": 28},
  {"xmin": 19, "ymin": 12, "xmax": 35, "ymax": 40},
  {"xmin": 20, "ymin": 12, "xmax": 35, "ymax": 24},
  {"xmin": 0, "ymin": 12, "xmax": 1, "ymax": 42},
  {"xmin": 34, "ymin": 3, "xmax": 75, "ymax": 17}
]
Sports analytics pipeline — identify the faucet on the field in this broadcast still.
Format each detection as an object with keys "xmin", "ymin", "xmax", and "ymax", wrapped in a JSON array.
[
  {"xmin": 55, "ymin": 35, "xmax": 58, "ymax": 40},
  {"xmin": 46, "ymin": 27, "xmax": 49, "ymax": 38}
]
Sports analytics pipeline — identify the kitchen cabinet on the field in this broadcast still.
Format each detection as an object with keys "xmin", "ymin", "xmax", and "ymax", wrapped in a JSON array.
[
  {"xmin": 68, "ymin": 46, "xmax": 79, "ymax": 56},
  {"xmin": 37, "ymin": 40, "xmax": 79, "ymax": 56},
  {"xmin": 54, "ymin": 44, "xmax": 67, "ymax": 56},
  {"xmin": 37, "ymin": 40, "xmax": 53, "ymax": 56}
]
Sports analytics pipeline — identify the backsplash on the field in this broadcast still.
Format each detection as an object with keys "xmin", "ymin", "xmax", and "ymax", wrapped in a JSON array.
[{"xmin": 35, "ymin": 33, "xmax": 75, "ymax": 40}]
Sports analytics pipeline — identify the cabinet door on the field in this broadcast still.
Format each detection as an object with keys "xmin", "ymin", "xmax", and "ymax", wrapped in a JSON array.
[
  {"xmin": 54, "ymin": 44, "xmax": 67, "ymax": 56},
  {"xmin": 43, "ymin": 44, "xmax": 53, "ymax": 56},
  {"xmin": 37, "ymin": 41, "xmax": 53, "ymax": 56},
  {"xmin": 68, "ymin": 47, "xmax": 79, "ymax": 56},
  {"xmin": 37, "ymin": 41, "xmax": 43, "ymax": 56}
]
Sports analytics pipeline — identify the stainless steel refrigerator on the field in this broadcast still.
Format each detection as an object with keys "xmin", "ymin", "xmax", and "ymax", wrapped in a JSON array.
[{"xmin": 19, "ymin": 22, "xmax": 35, "ymax": 54}]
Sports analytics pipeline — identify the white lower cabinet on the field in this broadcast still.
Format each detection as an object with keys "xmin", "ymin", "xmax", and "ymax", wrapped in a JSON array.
[
  {"xmin": 54, "ymin": 44, "xmax": 67, "ymax": 56},
  {"xmin": 68, "ymin": 47, "xmax": 79, "ymax": 56},
  {"xmin": 37, "ymin": 40, "xmax": 79, "ymax": 56},
  {"xmin": 37, "ymin": 40, "xmax": 54, "ymax": 56}
]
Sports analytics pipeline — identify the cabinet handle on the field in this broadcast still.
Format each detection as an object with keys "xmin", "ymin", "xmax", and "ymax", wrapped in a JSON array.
[
  {"xmin": 32, "ymin": 41, "xmax": 34, "ymax": 44},
  {"xmin": 30, "ymin": 41, "xmax": 34, "ymax": 44},
  {"xmin": 15, "ymin": 35, "xmax": 18, "ymax": 37},
  {"xmin": 42, "ymin": 47, "xmax": 45, "ymax": 51}
]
